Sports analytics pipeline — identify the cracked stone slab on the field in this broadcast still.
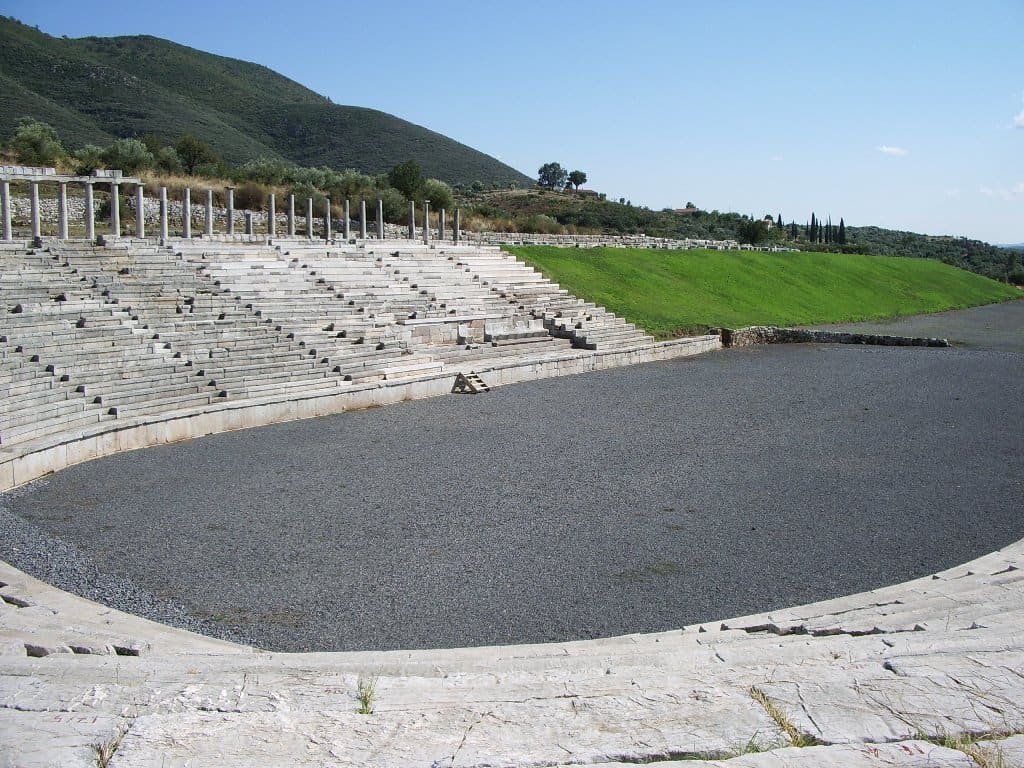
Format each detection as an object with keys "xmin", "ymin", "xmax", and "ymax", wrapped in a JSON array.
[
  {"xmin": 756, "ymin": 653, "xmax": 1024, "ymax": 745},
  {"xmin": 108, "ymin": 691, "xmax": 785, "ymax": 768},
  {"xmin": 0, "ymin": 709, "xmax": 128, "ymax": 768},
  {"xmin": 568, "ymin": 739, "xmax": 979, "ymax": 766}
]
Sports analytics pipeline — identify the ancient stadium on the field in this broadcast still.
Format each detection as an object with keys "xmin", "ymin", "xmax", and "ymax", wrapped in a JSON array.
[{"xmin": 2, "ymin": 169, "xmax": 1024, "ymax": 766}]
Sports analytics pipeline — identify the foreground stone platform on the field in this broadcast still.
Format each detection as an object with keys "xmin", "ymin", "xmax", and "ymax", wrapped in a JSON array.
[{"xmin": 2, "ymin": 535, "xmax": 1022, "ymax": 766}]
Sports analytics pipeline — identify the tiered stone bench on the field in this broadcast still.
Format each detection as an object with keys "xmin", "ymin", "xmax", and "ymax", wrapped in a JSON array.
[{"xmin": 1, "ymin": 236, "xmax": 719, "ymax": 488}]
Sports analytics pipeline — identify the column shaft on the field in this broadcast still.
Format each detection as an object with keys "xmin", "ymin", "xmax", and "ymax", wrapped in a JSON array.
[
  {"xmin": 439, "ymin": 208, "xmax": 445, "ymax": 242},
  {"xmin": 376, "ymin": 199, "xmax": 384, "ymax": 239},
  {"xmin": 109, "ymin": 183, "xmax": 120, "ymax": 237},
  {"xmin": 84, "ymin": 183, "xmax": 95, "ymax": 241},
  {"xmin": 343, "ymin": 199, "xmax": 351, "ymax": 240},
  {"xmin": 159, "ymin": 187, "xmax": 168, "ymax": 243},
  {"xmin": 205, "ymin": 189, "xmax": 214, "ymax": 236},
  {"xmin": 408, "ymin": 200, "xmax": 415, "ymax": 239},
  {"xmin": 0, "ymin": 180, "xmax": 10, "ymax": 241},
  {"xmin": 288, "ymin": 195, "xmax": 296, "ymax": 236},
  {"xmin": 226, "ymin": 188, "xmax": 235, "ymax": 236},
  {"xmin": 306, "ymin": 198, "xmax": 313, "ymax": 239},
  {"xmin": 324, "ymin": 198, "xmax": 332, "ymax": 241},
  {"xmin": 135, "ymin": 184, "xmax": 145, "ymax": 239},
  {"xmin": 423, "ymin": 201, "xmax": 430, "ymax": 244},
  {"xmin": 57, "ymin": 182, "xmax": 69, "ymax": 240},
  {"xmin": 182, "ymin": 188, "xmax": 191, "ymax": 239},
  {"xmin": 267, "ymin": 194, "xmax": 276, "ymax": 237},
  {"xmin": 30, "ymin": 181, "xmax": 41, "ymax": 239},
  {"xmin": 359, "ymin": 200, "xmax": 367, "ymax": 239},
  {"xmin": 454, "ymin": 209, "xmax": 460, "ymax": 243}
]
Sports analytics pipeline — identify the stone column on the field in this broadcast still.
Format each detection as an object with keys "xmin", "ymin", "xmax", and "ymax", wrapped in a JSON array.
[
  {"xmin": 287, "ymin": 194, "xmax": 296, "ymax": 236},
  {"xmin": 439, "ymin": 208, "xmax": 445, "ymax": 242},
  {"xmin": 84, "ymin": 182, "xmax": 95, "ymax": 241},
  {"xmin": 359, "ymin": 200, "xmax": 367, "ymax": 239},
  {"xmin": 182, "ymin": 188, "xmax": 191, "ymax": 239},
  {"xmin": 267, "ymin": 194, "xmax": 276, "ymax": 237},
  {"xmin": 205, "ymin": 189, "xmax": 214, "ymax": 237},
  {"xmin": 408, "ymin": 200, "xmax": 415, "ymax": 239},
  {"xmin": 376, "ymin": 199, "xmax": 384, "ymax": 239},
  {"xmin": 343, "ymin": 199, "xmax": 351, "ymax": 240},
  {"xmin": 159, "ymin": 187, "xmax": 168, "ymax": 243},
  {"xmin": 324, "ymin": 198, "xmax": 332, "ymax": 241},
  {"xmin": 30, "ymin": 180, "xmax": 41, "ymax": 239},
  {"xmin": 226, "ymin": 187, "xmax": 235, "ymax": 235},
  {"xmin": 135, "ymin": 184, "xmax": 145, "ymax": 239},
  {"xmin": 57, "ymin": 182, "xmax": 69, "ymax": 240},
  {"xmin": 245, "ymin": 212, "xmax": 253, "ymax": 235},
  {"xmin": 110, "ymin": 181, "xmax": 120, "ymax": 237},
  {"xmin": 422, "ymin": 201, "xmax": 430, "ymax": 244},
  {"xmin": 306, "ymin": 197, "xmax": 313, "ymax": 239},
  {"xmin": 454, "ymin": 208, "xmax": 460, "ymax": 243},
  {"xmin": 0, "ymin": 180, "xmax": 10, "ymax": 241}
]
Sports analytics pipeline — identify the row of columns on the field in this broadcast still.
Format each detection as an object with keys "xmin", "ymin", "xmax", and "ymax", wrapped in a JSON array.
[{"xmin": 0, "ymin": 181, "xmax": 463, "ymax": 245}]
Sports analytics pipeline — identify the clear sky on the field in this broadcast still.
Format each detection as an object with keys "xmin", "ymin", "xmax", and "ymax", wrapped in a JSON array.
[{"xmin": 5, "ymin": 0, "xmax": 1023, "ymax": 243}]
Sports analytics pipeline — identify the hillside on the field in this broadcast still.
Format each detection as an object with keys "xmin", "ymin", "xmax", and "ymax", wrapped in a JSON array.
[
  {"xmin": 476, "ymin": 190, "xmax": 1015, "ymax": 281},
  {"xmin": 0, "ymin": 16, "xmax": 533, "ymax": 187},
  {"xmin": 504, "ymin": 246, "xmax": 1020, "ymax": 338}
]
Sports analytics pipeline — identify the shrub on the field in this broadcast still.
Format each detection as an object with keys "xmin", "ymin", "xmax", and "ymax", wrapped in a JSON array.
[
  {"xmin": 233, "ymin": 180, "xmax": 268, "ymax": 211},
  {"xmin": 73, "ymin": 144, "xmax": 105, "ymax": 175},
  {"xmin": 101, "ymin": 139, "xmax": 154, "ymax": 174},
  {"xmin": 9, "ymin": 117, "xmax": 65, "ymax": 166}
]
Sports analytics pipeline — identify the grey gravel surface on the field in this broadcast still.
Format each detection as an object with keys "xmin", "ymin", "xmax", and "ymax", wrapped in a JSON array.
[
  {"xmin": 2, "ymin": 304, "xmax": 1023, "ymax": 653},
  {"xmin": 815, "ymin": 297, "xmax": 1024, "ymax": 351}
]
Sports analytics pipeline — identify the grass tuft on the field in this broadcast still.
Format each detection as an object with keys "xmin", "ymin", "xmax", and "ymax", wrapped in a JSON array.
[{"xmin": 356, "ymin": 675, "xmax": 377, "ymax": 715}]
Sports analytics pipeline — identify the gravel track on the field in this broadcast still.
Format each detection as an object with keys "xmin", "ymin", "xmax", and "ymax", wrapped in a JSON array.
[{"xmin": 2, "ymin": 301, "xmax": 1022, "ymax": 652}]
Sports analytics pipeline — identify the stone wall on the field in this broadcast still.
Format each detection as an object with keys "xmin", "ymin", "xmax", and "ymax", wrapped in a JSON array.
[{"xmin": 721, "ymin": 325, "xmax": 951, "ymax": 348}]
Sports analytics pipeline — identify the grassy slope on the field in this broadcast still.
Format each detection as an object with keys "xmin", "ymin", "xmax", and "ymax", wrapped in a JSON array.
[
  {"xmin": 505, "ymin": 246, "xmax": 1020, "ymax": 338},
  {"xmin": 0, "ymin": 17, "xmax": 532, "ymax": 187}
]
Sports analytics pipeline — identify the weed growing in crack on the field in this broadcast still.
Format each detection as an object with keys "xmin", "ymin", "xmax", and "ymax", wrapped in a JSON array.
[
  {"xmin": 749, "ymin": 686, "xmax": 822, "ymax": 748},
  {"xmin": 92, "ymin": 726, "xmax": 127, "ymax": 768},
  {"xmin": 356, "ymin": 675, "xmax": 377, "ymax": 715},
  {"xmin": 917, "ymin": 728, "xmax": 1018, "ymax": 768}
]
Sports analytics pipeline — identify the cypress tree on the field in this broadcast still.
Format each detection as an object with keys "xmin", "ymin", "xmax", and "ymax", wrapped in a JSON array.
[{"xmin": 838, "ymin": 217, "xmax": 846, "ymax": 245}]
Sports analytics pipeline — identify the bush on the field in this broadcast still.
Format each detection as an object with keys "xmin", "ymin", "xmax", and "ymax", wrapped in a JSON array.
[
  {"xmin": 155, "ymin": 146, "xmax": 183, "ymax": 174},
  {"xmin": 233, "ymin": 180, "xmax": 268, "ymax": 211},
  {"xmin": 73, "ymin": 144, "xmax": 105, "ymax": 175},
  {"xmin": 9, "ymin": 117, "xmax": 65, "ymax": 166},
  {"xmin": 422, "ymin": 178, "xmax": 454, "ymax": 212},
  {"xmin": 101, "ymin": 138, "xmax": 154, "ymax": 174}
]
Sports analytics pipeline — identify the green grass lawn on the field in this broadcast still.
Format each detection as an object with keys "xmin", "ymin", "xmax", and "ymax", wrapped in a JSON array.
[{"xmin": 503, "ymin": 246, "xmax": 1020, "ymax": 339}]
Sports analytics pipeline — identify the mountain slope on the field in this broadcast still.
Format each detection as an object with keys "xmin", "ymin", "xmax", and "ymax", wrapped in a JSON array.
[{"xmin": 0, "ymin": 17, "xmax": 532, "ymax": 186}]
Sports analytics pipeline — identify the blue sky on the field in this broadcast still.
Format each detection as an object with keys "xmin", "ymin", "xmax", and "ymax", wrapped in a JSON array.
[{"xmin": 5, "ymin": 0, "xmax": 1023, "ymax": 242}]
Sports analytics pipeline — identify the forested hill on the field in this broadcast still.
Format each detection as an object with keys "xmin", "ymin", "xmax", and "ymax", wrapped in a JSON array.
[{"xmin": 0, "ymin": 16, "xmax": 533, "ymax": 187}]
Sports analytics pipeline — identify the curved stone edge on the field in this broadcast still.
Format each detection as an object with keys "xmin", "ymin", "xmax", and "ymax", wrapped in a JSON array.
[
  {"xmin": 0, "ymin": 335, "xmax": 720, "ymax": 493},
  {"xmin": 2, "ymin": 531, "xmax": 1022, "ymax": 766}
]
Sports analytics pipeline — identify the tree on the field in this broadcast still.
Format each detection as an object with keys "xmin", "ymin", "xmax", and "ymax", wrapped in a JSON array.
[
  {"xmin": 388, "ymin": 159, "xmax": 424, "ymax": 199},
  {"xmin": 737, "ymin": 218, "xmax": 768, "ymax": 245},
  {"xmin": 175, "ymin": 134, "xmax": 217, "ymax": 175},
  {"xmin": 537, "ymin": 162, "xmax": 568, "ymax": 189},
  {"xmin": 776, "ymin": 213, "xmax": 783, "ymax": 229},
  {"xmin": 101, "ymin": 139, "xmax": 154, "ymax": 174},
  {"xmin": 9, "ymin": 117, "xmax": 65, "ymax": 166},
  {"xmin": 838, "ymin": 217, "xmax": 847, "ymax": 245},
  {"xmin": 421, "ymin": 178, "xmax": 454, "ymax": 212},
  {"xmin": 567, "ymin": 170, "xmax": 587, "ymax": 191}
]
